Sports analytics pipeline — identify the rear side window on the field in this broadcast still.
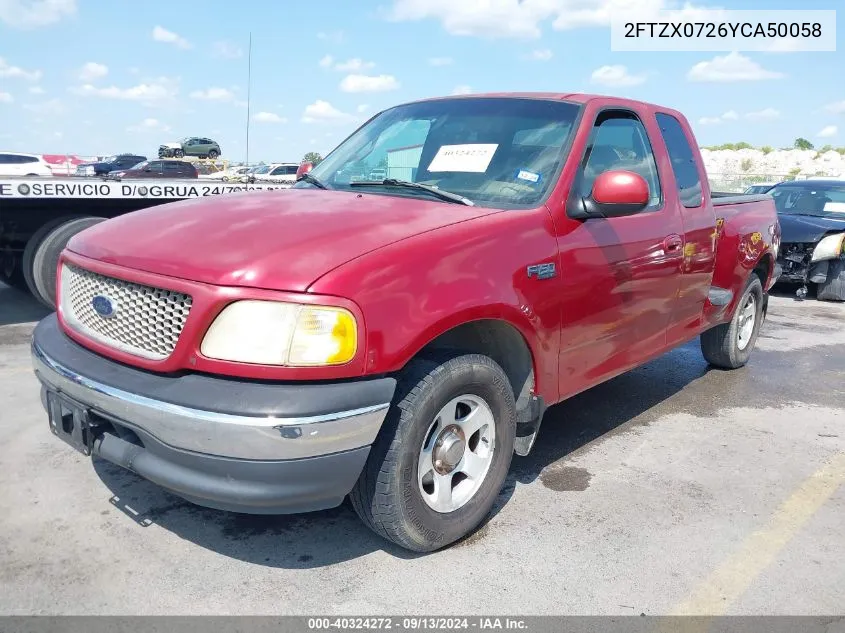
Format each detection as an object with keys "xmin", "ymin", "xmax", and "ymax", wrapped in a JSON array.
[
  {"xmin": 655, "ymin": 113, "xmax": 703, "ymax": 208},
  {"xmin": 0, "ymin": 154, "xmax": 14, "ymax": 163},
  {"xmin": 20, "ymin": 155, "xmax": 38, "ymax": 163}
]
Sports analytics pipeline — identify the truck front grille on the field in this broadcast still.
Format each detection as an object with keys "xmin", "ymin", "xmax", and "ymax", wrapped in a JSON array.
[{"xmin": 60, "ymin": 263, "xmax": 193, "ymax": 361}]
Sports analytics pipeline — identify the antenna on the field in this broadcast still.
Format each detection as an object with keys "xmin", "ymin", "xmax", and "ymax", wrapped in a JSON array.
[{"xmin": 245, "ymin": 32, "xmax": 252, "ymax": 166}]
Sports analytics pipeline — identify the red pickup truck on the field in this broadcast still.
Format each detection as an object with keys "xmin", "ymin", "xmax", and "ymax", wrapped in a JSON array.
[{"xmin": 30, "ymin": 93, "xmax": 780, "ymax": 552}]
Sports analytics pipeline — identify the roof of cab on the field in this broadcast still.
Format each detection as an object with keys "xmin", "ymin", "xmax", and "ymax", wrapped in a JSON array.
[{"xmin": 395, "ymin": 91, "xmax": 688, "ymax": 119}]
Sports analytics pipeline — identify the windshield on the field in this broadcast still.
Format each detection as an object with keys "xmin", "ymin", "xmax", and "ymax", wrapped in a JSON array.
[
  {"xmin": 102, "ymin": 155, "xmax": 118, "ymax": 163},
  {"xmin": 252, "ymin": 165, "xmax": 271, "ymax": 174},
  {"xmin": 298, "ymin": 97, "xmax": 582, "ymax": 209},
  {"xmin": 129, "ymin": 161, "xmax": 148, "ymax": 170},
  {"xmin": 769, "ymin": 183, "xmax": 845, "ymax": 218}
]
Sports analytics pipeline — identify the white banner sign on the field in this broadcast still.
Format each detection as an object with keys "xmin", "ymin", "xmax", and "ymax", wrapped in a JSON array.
[{"xmin": 0, "ymin": 179, "xmax": 291, "ymax": 200}]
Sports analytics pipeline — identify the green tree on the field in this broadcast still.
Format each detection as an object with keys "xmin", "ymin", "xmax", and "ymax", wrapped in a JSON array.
[
  {"xmin": 302, "ymin": 151, "xmax": 323, "ymax": 165},
  {"xmin": 760, "ymin": 145, "xmax": 773, "ymax": 155},
  {"xmin": 793, "ymin": 138, "xmax": 814, "ymax": 150}
]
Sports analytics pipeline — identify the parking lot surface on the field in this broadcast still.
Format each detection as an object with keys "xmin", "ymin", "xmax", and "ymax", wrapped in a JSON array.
[{"xmin": 1, "ymin": 282, "xmax": 843, "ymax": 615}]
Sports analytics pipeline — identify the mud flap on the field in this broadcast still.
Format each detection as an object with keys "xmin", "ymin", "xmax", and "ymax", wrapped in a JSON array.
[{"xmin": 513, "ymin": 394, "xmax": 546, "ymax": 457}]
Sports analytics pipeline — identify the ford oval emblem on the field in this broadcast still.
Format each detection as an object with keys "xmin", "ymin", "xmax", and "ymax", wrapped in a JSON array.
[{"xmin": 91, "ymin": 294, "xmax": 117, "ymax": 318}]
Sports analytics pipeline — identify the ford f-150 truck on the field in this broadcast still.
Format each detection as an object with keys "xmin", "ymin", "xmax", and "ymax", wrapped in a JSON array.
[{"xmin": 30, "ymin": 93, "xmax": 780, "ymax": 552}]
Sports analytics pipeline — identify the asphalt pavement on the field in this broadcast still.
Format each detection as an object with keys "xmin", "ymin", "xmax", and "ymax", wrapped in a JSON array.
[{"xmin": 1, "ymin": 281, "xmax": 843, "ymax": 615}]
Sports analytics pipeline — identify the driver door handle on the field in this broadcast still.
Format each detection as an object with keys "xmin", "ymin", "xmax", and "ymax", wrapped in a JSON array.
[{"xmin": 663, "ymin": 234, "xmax": 684, "ymax": 253}]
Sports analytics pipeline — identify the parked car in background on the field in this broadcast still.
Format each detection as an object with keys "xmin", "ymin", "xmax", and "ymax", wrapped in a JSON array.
[
  {"xmin": 30, "ymin": 92, "xmax": 780, "ymax": 553},
  {"xmin": 770, "ymin": 179, "xmax": 845, "ymax": 301},
  {"xmin": 0, "ymin": 152, "xmax": 53, "ymax": 177},
  {"xmin": 159, "ymin": 137, "xmax": 222, "ymax": 159},
  {"xmin": 200, "ymin": 165, "xmax": 252, "ymax": 181},
  {"xmin": 75, "ymin": 154, "xmax": 147, "ymax": 177},
  {"xmin": 104, "ymin": 159, "xmax": 198, "ymax": 180},
  {"xmin": 251, "ymin": 162, "xmax": 299, "ymax": 183},
  {"xmin": 743, "ymin": 182, "xmax": 777, "ymax": 194},
  {"xmin": 368, "ymin": 168, "xmax": 387, "ymax": 181}
]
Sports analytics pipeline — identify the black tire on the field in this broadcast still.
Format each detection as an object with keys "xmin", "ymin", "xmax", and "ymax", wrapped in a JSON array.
[
  {"xmin": 26, "ymin": 216, "xmax": 105, "ymax": 309},
  {"xmin": 173, "ymin": 149, "xmax": 184, "ymax": 158},
  {"xmin": 817, "ymin": 258, "xmax": 845, "ymax": 302},
  {"xmin": 208, "ymin": 150, "xmax": 219, "ymax": 159},
  {"xmin": 700, "ymin": 274, "xmax": 765, "ymax": 369},
  {"xmin": 0, "ymin": 249, "xmax": 27, "ymax": 291},
  {"xmin": 350, "ymin": 353, "xmax": 516, "ymax": 552}
]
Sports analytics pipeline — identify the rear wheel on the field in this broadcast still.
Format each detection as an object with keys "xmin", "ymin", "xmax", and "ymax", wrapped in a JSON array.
[
  {"xmin": 23, "ymin": 216, "xmax": 105, "ymax": 308},
  {"xmin": 817, "ymin": 258, "xmax": 845, "ymax": 301},
  {"xmin": 350, "ymin": 353, "xmax": 516, "ymax": 552},
  {"xmin": 700, "ymin": 275, "xmax": 764, "ymax": 369}
]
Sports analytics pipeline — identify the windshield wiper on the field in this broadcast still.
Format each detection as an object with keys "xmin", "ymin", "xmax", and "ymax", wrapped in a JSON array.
[
  {"xmin": 297, "ymin": 172, "xmax": 327, "ymax": 189},
  {"xmin": 349, "ymin": 178, "xmax": 474, "ymax": 206}
]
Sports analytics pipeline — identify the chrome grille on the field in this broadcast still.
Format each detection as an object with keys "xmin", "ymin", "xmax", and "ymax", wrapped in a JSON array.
[{"xmin": 60, "ymin": 263, "xmax": 193, "ymax": 360}]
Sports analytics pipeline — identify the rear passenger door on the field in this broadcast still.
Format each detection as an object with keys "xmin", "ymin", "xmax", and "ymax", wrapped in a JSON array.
[
  {"xmin": 655, "ymin": 112, "xmax": 716, "ymax": 346},
  {"xmin": 557, "ymin": 107, "xmax": 685, "ymax": 397}
]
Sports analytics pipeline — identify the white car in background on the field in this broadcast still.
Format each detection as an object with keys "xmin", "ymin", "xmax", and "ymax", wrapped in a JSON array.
[
  {"xmin": 199, "ymin": 165, "xmax": 252, "ymax": 181},
  {"xmin": 250, "ymin": 162, "xmax": 299, "ymax": 184},
  {"xmin": 0, "ymin": 152, "xmax": 53, "ymax": 177}
]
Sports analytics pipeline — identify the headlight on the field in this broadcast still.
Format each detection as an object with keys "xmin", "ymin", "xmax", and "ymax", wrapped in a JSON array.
[
  {"xmin": 810, "ymin": 233, "xmax": 845, "ymax": 262},
  {"xmin": 200, "ymin": 300, "xmax": 357, "ymax": 366}
]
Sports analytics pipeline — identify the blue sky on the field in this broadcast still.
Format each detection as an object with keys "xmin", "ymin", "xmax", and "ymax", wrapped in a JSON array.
[{"xmin": 0, "ymin": 0, "xmax": 842, "ymax": 162}]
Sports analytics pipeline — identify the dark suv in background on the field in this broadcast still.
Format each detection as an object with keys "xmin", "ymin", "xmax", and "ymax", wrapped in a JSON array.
[
  {"xmin": 75, "ymin": 154, "xmax": 147, "ymax": 177},
  {"xmin": 103, "ymin": 159, "xmax": 198, "ymax": 180}
]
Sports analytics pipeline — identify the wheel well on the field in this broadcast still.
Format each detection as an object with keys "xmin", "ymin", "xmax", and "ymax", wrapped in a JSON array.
[
  {"xmin": 754, "ymin": 253, "xmax": 773, "ymax": 287},
  {"xmin": 417, "ymin": 319, "xmax": 536, "ymax": 408}
]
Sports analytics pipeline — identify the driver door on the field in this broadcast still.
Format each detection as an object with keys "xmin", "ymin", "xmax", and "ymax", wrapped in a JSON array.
[{"xmin": 557, "ymin": 107, "xmax": 685, "ymax": 398}]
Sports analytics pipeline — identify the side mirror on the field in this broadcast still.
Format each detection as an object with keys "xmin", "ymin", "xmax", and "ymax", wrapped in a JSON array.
[
  {"xmin": 296, "ymin": 162, "xmax": 314, "ymax": 180},
  {"xmin": 567, "ymin": 170, "xmax": 650, "ymax": 220}
]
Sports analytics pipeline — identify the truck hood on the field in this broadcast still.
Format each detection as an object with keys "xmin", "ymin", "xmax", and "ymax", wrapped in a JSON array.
[
  {"xmin": 779, "ymin": 213, "xmax": 845, "ymax": 243},
  {"xmin": 66, "ymin": 189, "xmax": 497, "ymax": 291},
  {"xmin": 160, "ymin": 142, "xmax": 182, "ymax": 149}
]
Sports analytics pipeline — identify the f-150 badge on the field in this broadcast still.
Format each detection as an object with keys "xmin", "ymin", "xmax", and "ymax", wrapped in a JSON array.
[{"xmin": 526, "ymin": 263, "xmax": 556, "ymax": 280}]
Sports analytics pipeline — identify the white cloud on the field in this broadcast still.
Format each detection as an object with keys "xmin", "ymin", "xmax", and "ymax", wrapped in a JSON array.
[
  {"xmin": 152, "ymin": 25, "xmax": 191, "ymax": 49},
  {"xmin": 0, "ymin": 92, "xmax": 13, "ymax": 103},
  {"xmin": 817, "ymin": 125, "xmax": 838, "ymax": 138},
  {"xmin": 526, "ymin": 49, "xmax": 553, "ymax": 61},
  {"xmin": 745, "ymin": 108, "xmax": 780, "ymax": 121},
  {"xmin": 252, "ymin": 111, "xmax": 287, "ymax": 123},
  {"xmin": 77, "ymin": 62, "xmax": 108, "ymax": 82},
  {"xmin": 127, "ymin": 118, "xmax": 171, "ymax": 133},
  {"xmin": 213, "ymin": 40, "xmax": 243, "ymax": 59},
  {"xmin": 302, "ymin": 99, "xmax": 352, "ymax": 123},
  {"xmin": 0, "ymin": 0, "xmax": 76, "ymax": 29},
  {"xmin": 318, "ymin": 54, "xmax": 334, "ymax": 68},
  {"xmin": 340, "ymin": 73, "xmax": 400, "ymax": 92},
  {"xmin": 428, "ymin": 57, "xmax": 453, "ymax": 66},
  {"xmin": 0, "ymin": 57, "xmax": 42, "ymax": 81},
  {"xmin": 590, "ymin": 64, "xmax": 647, "ymax": 87},
  {"xmin": 687, "ymin": 52, "xmax": 783, "ymax": 82},
  {"xmin": 190, "ymin": 87, "xmax": 234, "ymax": 101},
  {"xmin": 357, "ymin": 104, "xmax": 369, "ymax": 113},
  {"xmin": 824, "ymin": 101, "xmax": 845, "ymax": 115},
  {"xmin": 24, "ymin": 98, "xmax": 65, "ymax": 115},
  {"xmin": 317, "ymin": 30, "xmax": 345, "ymax": 43},
  {"xmin": 29, "ymin": 86, "xmax": 45, "ymax": 94},
  {"xmin": 452, "ymin": 85, "xmax": 473, "ymax": 95},
  {"xmin": 334, "ymin": 58, "xmax": 376, "ymax": 72},
  {"xmin": 697, "ymin": 110, "xmax": 740, "ymax": 125},
  {"xmin": 385, "ymin": 0, "xmax": 723, "ymax": 39},
  {"xmin": 71, "ymin": 79, "xmax": 175, "ymax": 104}
]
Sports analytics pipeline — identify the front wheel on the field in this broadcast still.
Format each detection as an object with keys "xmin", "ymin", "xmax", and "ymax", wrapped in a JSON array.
[
  {"xmin": 700, "ymin": 274, "xmax": 764, "ymax": 369},
  {"xmin": 350, "ymin": 353, "xmax": 516, "ymax": 552},
  {"xmin": 208, "ymin": 150, "xmax": 219, "ymax": 159},
  {"xmin": 173, "ymin": 149, "xmax": 184, "ymax": 158}
]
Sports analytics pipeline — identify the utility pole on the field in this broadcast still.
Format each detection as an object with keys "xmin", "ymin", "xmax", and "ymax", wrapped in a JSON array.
[{"xmin": 245, "ymin": 32, "xmax": 252, "ymax": 165}]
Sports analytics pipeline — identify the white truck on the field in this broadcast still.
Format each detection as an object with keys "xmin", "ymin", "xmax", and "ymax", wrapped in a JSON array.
[{"xmin": 0, "ymin": 177, "xmax": 291, "ymax": 308}]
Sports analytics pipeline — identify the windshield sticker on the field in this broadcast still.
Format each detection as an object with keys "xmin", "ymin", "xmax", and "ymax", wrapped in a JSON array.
[
  {"xmin": 515, "ymin": 169, "xmax": 541, "ymax": 184},
  {"xmin": 427, "ymin": 144, "xmax": 498, "ymax": 173}
]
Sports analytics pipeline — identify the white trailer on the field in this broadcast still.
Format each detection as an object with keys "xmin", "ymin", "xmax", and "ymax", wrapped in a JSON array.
[{"xmin": 0, "ymin": 177, "xmax": 292, "ymax": 308}]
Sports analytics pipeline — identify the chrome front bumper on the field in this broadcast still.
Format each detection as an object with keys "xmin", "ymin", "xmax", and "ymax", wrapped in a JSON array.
[{"xmin": 31, "ymin": 314, "xmax": 394, "ymax": 462}]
